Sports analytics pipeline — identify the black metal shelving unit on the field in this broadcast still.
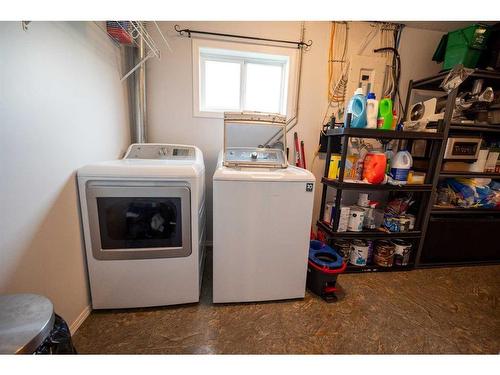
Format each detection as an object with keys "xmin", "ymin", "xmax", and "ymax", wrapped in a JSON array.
[
  {"xmin": 317, "ymin": 221, "xmax": 422, "ymax": 239},
  {"xmin": 317, "ymin": 69, "xmax": 500, "ymax": 273},
  {"xmin": 317, "ymin": 112, "xmax": 445, "ymax": 273},
  {"xmin": 345, "ymin": 264, "xmax": 414, "ymax": 273},
  {"xmin": 406, "ymin": 69, "xmax": 500, "ymax": 268},
  {"xmin": 431, "ymin": 207, "xmax": 500, "ymax": 215},
  {"xmin": 322, "ymin": 177, "xmax": 433, "ymax": 191}
]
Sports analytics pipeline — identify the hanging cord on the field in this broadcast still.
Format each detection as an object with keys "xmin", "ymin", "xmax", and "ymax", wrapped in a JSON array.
[
  {"xmin": 374, "ymin": 45, "xmax": 403, "ymax": 122},
  {"xmin": 326, "ymin": 22, "xmax": 377, "ymax": 124},
  {"xmin": 380, "ymin": 23, "xmax": 397, "ymax": 98},
  {"xmin": 328, "ymin": 22, "xmax": 349, "ymax": 106}
]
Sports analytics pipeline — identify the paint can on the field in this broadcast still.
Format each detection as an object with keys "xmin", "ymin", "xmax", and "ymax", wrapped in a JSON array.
[
  {"xmin": 373, "ymin": 240, "xmax": 396, "ymax": 267},
  {"xmin": 357, "ymin": 193, "xmax": 370, "ymax": 207},
  {"xmin": 392, "ymin": 239, "xmax": 412, "ymax": 266},
  {"xmin": 349, "ymin": 239, "xmax": 369, "ymax": 266},
  {"xmin": 347, "ymin": 207, "xmax": 366, "ymax": 232},
  {"xmin": 337, "ymin": 205, "xmax": 351, "ymax": 232},
  {"xmin": 333, "ymin": 239, "xmax": 351, "ymax": 263},
  {"xmin": 323, "ymin": 201, "xmax": 334, "ymax": 224}
]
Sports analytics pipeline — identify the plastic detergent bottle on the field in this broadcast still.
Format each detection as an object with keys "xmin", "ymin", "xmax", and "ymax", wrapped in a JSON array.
[
  {"xmin": 390, "ymin": 150, "xmax": 413, "ymax": 184},
  {"xmin": 366, "ymin": 92, "xmax": 379, "ymax": 129},
  {"xmin": 377, "ymin": 98, "xmax": 393, "ymax": 130},
  {"xmin": 344, "ymin": 88, "xmax": 367, "ymax": 128}
]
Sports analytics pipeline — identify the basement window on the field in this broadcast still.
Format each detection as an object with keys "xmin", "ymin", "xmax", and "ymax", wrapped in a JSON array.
[{"xmin": 192, "ymin": 39, "xmax": 298, "ymax": 118}]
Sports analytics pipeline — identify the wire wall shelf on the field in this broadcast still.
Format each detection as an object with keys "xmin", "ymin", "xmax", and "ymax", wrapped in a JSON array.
[{"xmin": 100, "ymin": 21, "xmax": 172, "ymax": 82}]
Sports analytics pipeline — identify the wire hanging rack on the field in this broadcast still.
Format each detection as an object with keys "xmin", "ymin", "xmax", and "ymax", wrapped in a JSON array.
[{"xmin": 103, "ymin": 21, "xmax": 173, "ymax": 82}]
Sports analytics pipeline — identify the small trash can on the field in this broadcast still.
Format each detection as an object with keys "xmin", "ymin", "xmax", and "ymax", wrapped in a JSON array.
[
  {"xmin": 0, "ymin": 293, "xmax": 77, "ymax": 354},
  {"xmin": 306, "ymin": 240, "xmax": 346, "ymax": 302},
  {"xmin": 35, "ymin": 314, "xmax": 77, "ymax": 354}
]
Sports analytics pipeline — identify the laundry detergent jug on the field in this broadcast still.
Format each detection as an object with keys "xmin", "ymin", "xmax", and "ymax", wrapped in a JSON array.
[
  {"xmin": 389, "ymin": 150, "xmax": 413, "ymax": 184},
  {"xmin": 362, "ymin": 152, "xmax": 387, "ymax": 184},
  {"xmin": 377, "ymin": 98, "xmax": 393, "ymax": 130},
  {"xmin": 344, "ymin": 88, "xmax": 367, "ymax": 128},
  {"xmin": 366, "ymin": 92, "xmax": 379, "ymax": 129}
]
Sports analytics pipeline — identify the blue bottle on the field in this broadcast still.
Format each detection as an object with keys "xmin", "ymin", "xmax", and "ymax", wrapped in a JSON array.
[{"xmin": 344, "ymin": 87, "xmax": 367, "ymax": 128}]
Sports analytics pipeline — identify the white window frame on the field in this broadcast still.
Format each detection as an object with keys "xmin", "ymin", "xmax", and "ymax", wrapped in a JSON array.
[{"xmin": 192, "ymin": 38, "xmax": 298, "ymax": 119}]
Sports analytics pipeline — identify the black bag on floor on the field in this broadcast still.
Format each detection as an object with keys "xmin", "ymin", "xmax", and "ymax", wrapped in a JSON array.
[{"xmin": 35, "ymin": 314, "xmax": 77, "ymax": 354}]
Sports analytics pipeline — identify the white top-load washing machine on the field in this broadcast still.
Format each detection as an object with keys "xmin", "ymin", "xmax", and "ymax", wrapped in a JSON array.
[
  {"xmin": 77, "ymin": 143, "xmax": 205, "ymax": 309},
  {"xmin": 213, "ymin": 113, "xmax": 315, "ymax": 303}
]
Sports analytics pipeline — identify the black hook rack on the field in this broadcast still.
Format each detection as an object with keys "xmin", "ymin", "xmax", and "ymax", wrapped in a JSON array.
[{"xmin": 174, "ymin": 24, "xmax": 312, "ymax": 50}]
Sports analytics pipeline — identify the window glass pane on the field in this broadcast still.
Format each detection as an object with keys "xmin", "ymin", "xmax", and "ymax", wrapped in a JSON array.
[
  {"xmin": 203, "ymin": 59, "xmax": 241, "ymax": 110},
  {"xmin": 244, "ymin": 63, "xmax": 284, "ymax": 114}
]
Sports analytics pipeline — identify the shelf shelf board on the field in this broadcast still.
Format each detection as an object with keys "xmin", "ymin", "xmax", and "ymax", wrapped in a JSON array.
[
  {"xmin": 416, "ymin": 260, "xmax": 500, "ymax": 268},
  {"xmin": 345, "ymin": 264, "xmax": 414, "ymax": 273},
  {"xmin": 449, "ymin": 123, "xmax": 500, "ymax": 134},
  {"xmin": 439, "ymin": 171, "xmax": 500, "ymax": 179},
  {"xmin": 326, "ymin": 127, "xmax": 444, "ymax": 140},
  {"xmin": 317, "ymin": 221, "xmax": 422, "ymax": 239},
  {"xmin": 431, "ymin": 206, "xmax": 500, "ymax": 215},
  {"xmin": 412, "ymin": 69, "xmax": 500, "ymax": 91},
  {"xmin": 322, "ymin": 177, "xmax": 433, "ymax": 191}
]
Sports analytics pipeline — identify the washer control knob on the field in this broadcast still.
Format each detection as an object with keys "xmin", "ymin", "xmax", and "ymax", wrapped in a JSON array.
[{"xmin": 251, "ymin": 152, "xmax": 258, "ymax": 160}]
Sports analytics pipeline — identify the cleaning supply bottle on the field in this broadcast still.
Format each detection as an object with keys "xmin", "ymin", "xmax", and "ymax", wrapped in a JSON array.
[
  {"xmin": 389, "ymin": 150, "xmax": 413, "ymax": 184},
  {"xmin": 344, "ymin": 88, "xmax": 367, "ymax": 128},
  {"xmin": 391, "ymin": 110, "xmax": 398, "ymax": 130},
  {"xmin": 366, "ymin": 92, "xmax": 379, "ymax": 129},
  {"xmin": 377, "ymin": 98, "xmax": 393, "ymax": 130}
]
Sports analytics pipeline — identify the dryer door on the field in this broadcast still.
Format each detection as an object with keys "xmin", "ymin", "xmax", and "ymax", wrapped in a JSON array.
[{"xmin": 86, "ymin": 181, "xmax": 191, "ymax": 260}]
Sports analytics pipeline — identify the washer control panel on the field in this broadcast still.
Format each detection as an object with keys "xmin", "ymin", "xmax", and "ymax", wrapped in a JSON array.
[
  {"xmin": 224, "ymin": 147, "xmax": 286, "ymax": 168},
  {"xmin": 124, "ymin": 144, "xmax": 195, "ymax": 160}
]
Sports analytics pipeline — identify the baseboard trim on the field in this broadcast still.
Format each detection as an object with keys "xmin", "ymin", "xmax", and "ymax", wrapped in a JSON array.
[{"xmin": 70, "ymin": 305, "xmax": 91, "ymax": 336}]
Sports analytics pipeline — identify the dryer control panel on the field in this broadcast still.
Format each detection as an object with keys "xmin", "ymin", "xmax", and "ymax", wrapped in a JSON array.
[{"xmin": 124, "ymin": 144, "xmax": 195, "ymax": 160}]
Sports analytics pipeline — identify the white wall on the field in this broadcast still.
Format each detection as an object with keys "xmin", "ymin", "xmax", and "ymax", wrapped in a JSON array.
[
  {"xmin": 0, "ymin": 22, "xmax": 130, "ymax": 330},
  {"xmin": 399, "ymin": 26, "xmax": 446, "ymax": 104},
  {"xmin": 146, "ymin": 21, "xmax": 445, "ymax": 240}
]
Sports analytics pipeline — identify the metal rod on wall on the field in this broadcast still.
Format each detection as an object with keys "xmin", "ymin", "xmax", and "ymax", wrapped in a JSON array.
[
  {"xmin": 264, "ymin": 22, "xmax": 307, "ymax": 147},
  {"xmin": 174, "ymin": 24, "xmax": 313, "ymax": 49}
]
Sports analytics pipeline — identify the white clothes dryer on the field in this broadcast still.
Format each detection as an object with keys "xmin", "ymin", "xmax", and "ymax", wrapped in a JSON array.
[{"xmin": 77, "ymin": 143, "xmax": 205, "ymax": 309}]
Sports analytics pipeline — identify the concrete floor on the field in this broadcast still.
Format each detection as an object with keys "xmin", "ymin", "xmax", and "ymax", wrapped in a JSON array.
[{"xmin": 73, "ymin": 252, "xmax": 500, "ymax": 354}]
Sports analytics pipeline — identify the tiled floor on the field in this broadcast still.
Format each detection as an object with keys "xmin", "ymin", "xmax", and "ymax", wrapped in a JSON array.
[{"xmin": 73, "ymin": 251, "xmax": 500, "ymax": 354}]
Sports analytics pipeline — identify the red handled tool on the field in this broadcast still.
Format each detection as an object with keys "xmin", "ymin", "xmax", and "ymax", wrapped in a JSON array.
[
  {"xmin": 300, "ymin": 140, "xmax": 306, "ymax": 169},
  {"xmin": 294, "ymin": 132, "xmax": 301, "ymax": 167}
]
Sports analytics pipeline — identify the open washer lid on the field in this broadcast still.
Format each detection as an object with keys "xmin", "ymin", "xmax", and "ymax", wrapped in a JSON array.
[{"xmin": 223, "ymin": 112, "xmax": 288, "ymax": 168}]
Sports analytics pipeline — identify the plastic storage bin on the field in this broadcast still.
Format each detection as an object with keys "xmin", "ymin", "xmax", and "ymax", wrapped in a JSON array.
[{"xmin": 434, "ymin": 24, "xmax": 491, "ymax": 70}]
